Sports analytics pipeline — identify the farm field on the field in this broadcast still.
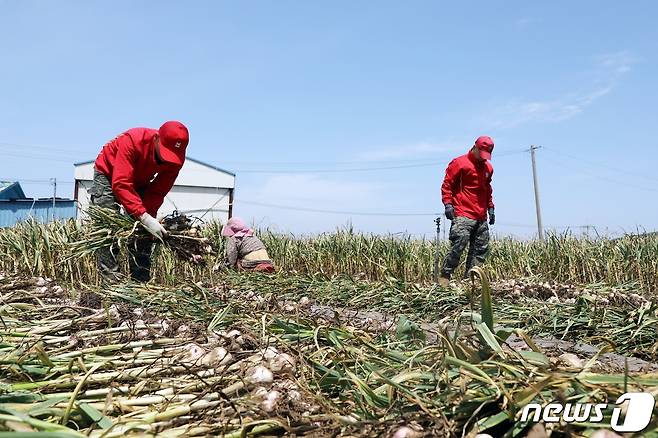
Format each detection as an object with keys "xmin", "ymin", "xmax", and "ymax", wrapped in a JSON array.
[{"xmin": 0, "ymin": 219, "xmax": 656, "ymax": 437}]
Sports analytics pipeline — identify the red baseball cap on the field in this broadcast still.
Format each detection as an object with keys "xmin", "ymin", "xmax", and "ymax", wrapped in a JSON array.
[
  {"xmin": 158, "ymin": 121, "xmax": 189, "ymax": 166},
  {"xmin": 474, "ymin": 135, "xmax": 494, "ymax": 160}
]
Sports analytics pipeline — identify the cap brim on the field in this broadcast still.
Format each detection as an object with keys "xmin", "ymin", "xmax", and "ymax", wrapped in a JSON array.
[
  {"xmin": 158, "ymin": 144, "xmax": 185, "ymax": 166},
  {"xmin": 480, "ymin": 150, "xmax": 492, "ymax": 160},
  {"xmin": 221, "ymin": 227, "xmax": 235, "ymax": 237}
]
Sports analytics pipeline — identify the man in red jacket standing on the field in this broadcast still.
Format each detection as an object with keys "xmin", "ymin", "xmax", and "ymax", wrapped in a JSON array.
[
  {"xmin": 90, "ymin": 121, "xmax": 189, "ymax": 282},
  {"xmin": 438, "ymin": 135, "xmax": 495, "ymax": 287}
]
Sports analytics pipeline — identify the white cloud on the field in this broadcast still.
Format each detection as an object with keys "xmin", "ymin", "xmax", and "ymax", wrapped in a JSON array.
[
  {"xmin": 486, "ymin": 86, "xmax": 613, "ymax": 128},
  {"xmin": 481, "ymin": 51, "xmax": 636, "ymax": 129},
  {"xmin": 358, "ymin": 141, "xmax": 461, "ymax": 160},
  {"xmin": 596, "ymin": 51, "xmax": 636, "ymax": 74}
]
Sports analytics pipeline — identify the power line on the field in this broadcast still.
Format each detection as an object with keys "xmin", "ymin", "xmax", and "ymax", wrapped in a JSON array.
[
  {"xmin": 0, "ymin": 142, "xmax": 89, "ymax": 154},
  {"xmin": 544, "ymin": 147, "xmax": 658, "ymax": 183},
  {"xmin": 234, "ymin": 199, "xmax": 594, "ymax": 229},
  {"xmin": 214, "ymin": 149, "xmax": 523, "ymax": 166},
  {"xmin": 235, "ymin": 161, "xmax": 447, "ymax": 174},
  {"xmin": 235, "ymin": 199, "xmax": 439, "ymax": 216},
  {"xmin": 222, "ymin": 158, "xmax": 438, "ymax": 165},
  {"xmin": 0, "ymin": 140, "xmax": 527, "ymax": 172},
  {"xmin": 232, "ymin": 150, "xmax": 526, "ymax": 174},
  {"xmin": 2, "ymin": 151, "xmax": 78, "ymax": 163},
  {"xmin": 541, "ymin": 154, "xmax": 658, "ymax": 193}
]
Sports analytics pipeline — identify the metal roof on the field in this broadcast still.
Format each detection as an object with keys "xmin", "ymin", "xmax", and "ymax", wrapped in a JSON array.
[
  {"xmin": 74, "ymin": 156, "xmax": 235, "ymax": 176},
  {"xmin": 0, "ymin": 181, "xmax": 26, "ymax": 200}
]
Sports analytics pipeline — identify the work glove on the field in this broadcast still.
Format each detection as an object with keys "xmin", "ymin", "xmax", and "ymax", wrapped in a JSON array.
[
  {"xmin": 139, "ymin": 213, "xmax": 168, "ymax": 241},
  {"xmin": 444, "ymin": 204, "xmax": 455, "ymax": 221},
  {"xmin": 488, "ymin": 208, "xmax": 495, "ymax": 225}
]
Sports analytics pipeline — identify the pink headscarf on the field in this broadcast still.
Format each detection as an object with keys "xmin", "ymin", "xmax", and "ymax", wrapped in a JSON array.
[{"xmin": 221, "ymin": 217, "xmax": 254, "ymax": 238}]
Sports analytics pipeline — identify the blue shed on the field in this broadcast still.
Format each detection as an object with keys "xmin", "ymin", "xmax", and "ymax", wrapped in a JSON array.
[{"xmin": 0, "ymin": 182, "xmax": 77, "ymax": 227}]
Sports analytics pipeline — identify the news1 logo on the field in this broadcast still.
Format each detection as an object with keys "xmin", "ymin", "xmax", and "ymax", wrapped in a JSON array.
[{"xmin": 520, "ymin": 392, "xmax": 656, "ymax": 432}]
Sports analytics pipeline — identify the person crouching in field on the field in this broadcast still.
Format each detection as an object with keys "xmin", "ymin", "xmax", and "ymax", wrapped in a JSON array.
[{"xmin": 221, "ymin": 217, "xmax": 275, "ymax": 273}]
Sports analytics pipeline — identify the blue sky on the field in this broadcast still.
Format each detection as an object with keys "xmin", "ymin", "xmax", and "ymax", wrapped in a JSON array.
[{"xmin": 1, "ymin": 1, "xmax": 657, "ymax": 237}]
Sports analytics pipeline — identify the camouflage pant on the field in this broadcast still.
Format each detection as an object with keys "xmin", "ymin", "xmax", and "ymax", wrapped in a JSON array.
[
  {"xmin": 441, "ymin": 216, "xmax": 490, "ymax": 278},
  {"xmin": 89, "ymin": 170, "xmax": 153, "ymax": 283}
]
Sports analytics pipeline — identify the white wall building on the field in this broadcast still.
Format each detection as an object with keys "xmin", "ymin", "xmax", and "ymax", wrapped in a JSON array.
[{"xmin": 74, "ymin": 157, "xmax": 235, "ymax": 223}]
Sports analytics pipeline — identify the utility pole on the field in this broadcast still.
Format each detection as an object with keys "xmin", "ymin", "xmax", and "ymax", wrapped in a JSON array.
[
  {"xmin": 529, "ymin": 146, "xmax": 544, "ymax": 240},
  {"xmin": 51, "ymin": 178, "xmax": 57, "ymax": 221},
  {"xmin": 433, "ymin": 217, "xmax": 441, "ymax": 283}
]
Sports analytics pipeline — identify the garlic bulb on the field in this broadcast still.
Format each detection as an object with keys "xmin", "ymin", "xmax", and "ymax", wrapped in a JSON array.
[
  {"xmin": 270, "ymin": 353, "xmax": 296, "ymax": 374},
  {"xmin": 392, "ymin": 426, "xmax": 423, "ymax": 438},
  {"xmin": 89, "ymin": 305, "xmax": 120, "ymax": 323},
  {"xmin": 260, "ymin": 390, "xmax": 280, "ymax": 412},
  {"xmin": 245, "ymin": 365, "xmax": 273, "ymax": 385},
  {"xmin": 158, "ymin": 319, "xmax": 171, "ymax": 335},
  {"xmin": 252, "ymin": 387, "xmax": 268, "ymax": 398},
  {"xmin": 200, "ymin": 347, "xmax": 232, "ymax": 367},
  {"xmin": 181, "ymin": 343, "xmax": 205, "ymax": 363},
  {"xmin": 134, "ymin": 319, "xmax": 149, "ymax": 338},
  {"xmin": 261, "ymin": 347, "xmax": 279, "ymax": 361}
]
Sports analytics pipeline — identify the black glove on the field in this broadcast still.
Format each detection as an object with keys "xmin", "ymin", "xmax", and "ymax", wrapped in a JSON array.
[
  {"xmin": 444, "ymin": 204, "xmax": 455, "ymax": 221},
  {"xmin": 488, "ymin": 208, "xmax": 495, "ymax": 225}
]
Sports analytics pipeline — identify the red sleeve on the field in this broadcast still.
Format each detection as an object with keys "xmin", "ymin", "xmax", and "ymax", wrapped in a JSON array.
[
  {"xmin": 487, "ymin": 165, "xmax": 494, "ymax": 209},
  {"xmin": 142, "ymin": 168, "xmax": 180, "ymax": 217},
  {"xmin": 111, "ymin": 138, "xmax": 147, "ymax": 217},
  {"xmin": 441, "ymin": 159, "xmax": 460, "ymax": 206}
]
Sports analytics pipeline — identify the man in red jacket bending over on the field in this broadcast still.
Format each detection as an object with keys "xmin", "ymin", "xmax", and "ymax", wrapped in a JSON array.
[
  {"xmin": 90, "ymin": 121, "xmax": 189, "ymax": 283},
  {"xmin": 438, "ymin": 135, "xmax": 495, "ymax": 287}
]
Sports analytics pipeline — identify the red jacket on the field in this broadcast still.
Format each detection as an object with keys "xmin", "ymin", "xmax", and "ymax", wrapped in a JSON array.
[
  {"xmin": 441, "ymin": 152, "xmax": 494, "ymax": 221},
  {"xmin": 94, "ymin": 128, "xmax": 182, "ymax": 217}
]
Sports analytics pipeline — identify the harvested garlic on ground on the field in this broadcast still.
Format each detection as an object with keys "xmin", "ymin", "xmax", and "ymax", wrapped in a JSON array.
[
  {"xmin": 392, "ymin": 426, "xmax": 423, "ymax": 438},
  {"xmin": 134, "ymin": 319, "xmax": 149, "ymax": 338},
  {"xmin": 200, "ymin": 347, "xmax": 232, "ymax": 367},
  {"xmin": 261, "ymin": 346, "xmax": 279, "ymax": 361},
  {"xmin": 181, "ymin": 343, "xmax": 205, "ymax": 363},
  {"xmin": 246, "ymin": 365, "xmax": 274, "ymax": 385},
  {"xmin": 260, "ymin": 390, "xmax": 280, "ymax": 412},
  {"xmin": 252, "ymin": 386, "xmax": 268, "ymax": 398},
  {"xmin": 270, "ymin": 353, "xmax": 296, "ymax": 374}
]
